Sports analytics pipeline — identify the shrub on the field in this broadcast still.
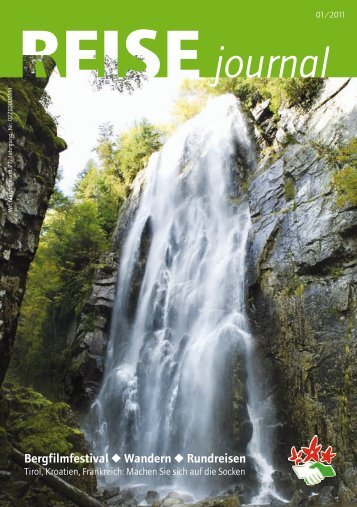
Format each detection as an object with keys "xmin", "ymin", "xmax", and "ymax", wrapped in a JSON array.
[
  {"xmin": 332, "ymin": 138, "xmax": 357, "ymax": 207},
  {"xmin": 173, "ymin": 77, "xmax": 325, "ymax": 119},
  {"xmin": 114, "ymin": 120, "xmax": 162, "ymax": 182},
  {"xmin": 281, "ymin": 78, "xmax": 324, "ymax": 110}
]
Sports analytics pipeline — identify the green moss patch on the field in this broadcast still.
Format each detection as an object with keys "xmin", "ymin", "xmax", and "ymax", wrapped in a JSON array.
[
  {"xmin": 4, "ymin": 384, "xmax": 86, "ymax": 457},
  {"xmin": 1, "ymin": 384, "xmax": 96, "ymax": 493},
  {"xmin": 0, "ymin": 76, "xmax": 66, "ymax": 155},
  {"xmin": 331, "ymin": 138, "xmax": 357, "ymax": 207}
]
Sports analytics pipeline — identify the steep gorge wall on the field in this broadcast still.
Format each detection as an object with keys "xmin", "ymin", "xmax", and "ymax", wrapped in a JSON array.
[
  {"xmin": 247, "ymin": 78, "xmax": 357, "ymax": 501},
  {"xmin": 0, "ymin": 69, "xmax": 66, "ymax": 384}
]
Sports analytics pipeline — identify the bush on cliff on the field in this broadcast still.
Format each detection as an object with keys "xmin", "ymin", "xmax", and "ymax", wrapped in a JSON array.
[
  {"xmin": 173, "ymin": 77, "xmax": 325, "ymax": 121},
  {"xmin": 332, "ymin": 138, "xmax": 357, "ymax": 207}
]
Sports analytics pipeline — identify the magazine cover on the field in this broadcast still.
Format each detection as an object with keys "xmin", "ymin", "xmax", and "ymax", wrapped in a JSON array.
[{"xmin": 0, "ymin": 1, "xmax": 356, "ymax": 505}]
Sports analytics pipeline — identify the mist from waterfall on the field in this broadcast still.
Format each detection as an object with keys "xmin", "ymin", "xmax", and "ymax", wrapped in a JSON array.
[{"xmin": 90, "ymin": 95, "xmax": 282, "ymax": 504}]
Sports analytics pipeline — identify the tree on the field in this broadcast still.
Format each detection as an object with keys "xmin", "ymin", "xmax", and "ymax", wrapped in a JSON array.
[
  {"xmin": 114, "ymin": 119, "xmax": 162, "ymax": 183},
  {"xmin": 9, "ymin": 120, "xmax": 162, "ymax": 396},
  {"xmin": 10, "ymin": 189, "xmax": 108, "ymax": 394}
]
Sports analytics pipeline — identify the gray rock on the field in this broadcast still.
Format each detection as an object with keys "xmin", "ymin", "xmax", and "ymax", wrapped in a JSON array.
[
  {"xmin": 279, "ymin": 78, "xmax": 357, "ymax": 147},
  {"xmin": 64, "ymin": 252, "xmax": 117, "ymax": 406},
  {"xmin": 0, "ymin": 71, "xmax": 65, "ymax": 385},
  {"xmin": 307, "ymin": 486, "xmax": 335, "ymax": 504},
  {"xmin": 272, "ymin": 470, "xmax": 296, "ymax": 498},
  {"xmin": 247, "ymin": 78, "xmax": 357, "ymax": 498},
  {"xmin": 145, "ymin": 490, "xmax": 160, "ymax": 503},
  {"xmin": 252, "ymin": 99, "xmax": 272, "ymax": 124},
  {"xmin": 103, "ymin": 487, "xmax": 120, "ymax": 500},
  {"xmin": 338, "ymin": 482, "xmax": 355, "ymax": 504},
  {"xmin": 193, "ymin": 496, "xmax": 239, "ymax": 507},
  {"xmin": 275, "ymin": 127, "xmax": 288, "ymax": 145},
  {"xmin": 166, "ymin": 491, "xmax": 194, "ymax": 503},
  {"xmin": 107, "ymin": 489, "xmax": 137, "ymax": 507},
  {"xmin": 289, "ymin": 489, "xmax": 308, "ymax": 506},
  {"xmin": 66, "ymin": 171, "xmax": 149, "ymax": 407},
  {"xmin": 159, "ymin": 498, "xmax": 184, "ymax": 507},
  {"xmin": 343, "ymin": 466, "xmax": 357, "ymax": 495}
]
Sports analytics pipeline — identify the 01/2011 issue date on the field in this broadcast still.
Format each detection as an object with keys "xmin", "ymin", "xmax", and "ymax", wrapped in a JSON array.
[{"xmin": 315, "ymin": 10, "xmax": 345, "ymax": 19}]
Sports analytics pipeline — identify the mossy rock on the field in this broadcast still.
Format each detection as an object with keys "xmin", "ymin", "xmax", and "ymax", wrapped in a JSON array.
[
  {"xmin": 194, "ymin": 496, "xmax": 240, "ymax": 507},
  {"xmin": 5, "ymin": 387, "xmax": 81, "ymax": 456},
  {"xmin": 0, "ymin": 77, "xmax": 66, "ymax": 155},
  {"xmin": 0, "ymin": 426, "xmax": 11, "ymax": 468},
  {"xmin": 2, "ymin": 385, "xmax": 95, "ymax": 493}
]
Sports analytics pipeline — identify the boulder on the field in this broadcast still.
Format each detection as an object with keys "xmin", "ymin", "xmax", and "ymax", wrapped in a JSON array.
[{"xmin": 193, "ymin": 496, "xmax": 239, "ymax": 507}]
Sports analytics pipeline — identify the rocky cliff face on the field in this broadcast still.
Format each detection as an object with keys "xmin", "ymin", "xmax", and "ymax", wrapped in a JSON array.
[
  {"xmin": 0, "ymin": 69, "xmax": 66, "ymax": 384},
  {"xmin": 247, "ymin": 78, "xmax": 357, "ymax": 502},
  {"xmin": 66, "ymin": 171, "xmax": 147, "ymax": 407}
]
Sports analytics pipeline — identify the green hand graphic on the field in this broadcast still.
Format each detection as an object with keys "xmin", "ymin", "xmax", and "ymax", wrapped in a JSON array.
[
  {"xmin": 292, "ymin": 461, "xmax": 336, "ymax": 485},
  {"xmin": 310, "ymin": 461, "xmax": 336, "ymax": 478}
]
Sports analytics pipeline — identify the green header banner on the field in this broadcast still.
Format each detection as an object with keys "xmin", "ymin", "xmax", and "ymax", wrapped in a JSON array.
[{"xmin": 0, "ymin": 0, "xmax": 355, "ymax": 78}]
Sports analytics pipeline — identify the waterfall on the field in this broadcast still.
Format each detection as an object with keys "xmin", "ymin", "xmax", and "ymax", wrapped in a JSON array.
[{"xmin": 90, "ymin": 95, "xmax": 282, "ymax": 504}]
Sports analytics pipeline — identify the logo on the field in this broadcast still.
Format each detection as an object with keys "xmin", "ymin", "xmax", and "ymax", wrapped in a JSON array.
[{"xmin": 288, "ymin": 435, "xmax": 336, "ymax": 486}]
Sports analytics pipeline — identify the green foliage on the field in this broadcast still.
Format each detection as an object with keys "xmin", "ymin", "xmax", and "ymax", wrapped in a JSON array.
[
  {"xmin": 0, "ymin": 60, "xmax": 66, "ymax": 154},
  {"xmin": 1, "ymin": 383, "xmax": 96, "ymax": 494},
  {"xmin": 9, "ymin": 388, "xmax": 78, "ymax": 455},
  {"xmin": 114, "ymin": 119, "xmax": 161, "ymax": 183},
  {"xmin": 172, "ymin": 98, "xmax": 204, "ymax": 121},
  {"xmin": 333, "ymin": 137, "xmax": 357, "ymax": 166},
  {"xmin": 172, "ymin": 79, "xmax": 210, "ymax": 121},
  {"xmin": 333, "ymin": 167, "xmax": 357, "ymax": 207},
  {"xmin": 75, "ymin": 160, "xmax": 124, "ymax": 237},
  {"xmin": 10, "ymin": 120, "xmax": 162, "ymax": 396},
  {"xmin": 284, "ymin": 175, "xmax": 296, "ymax": 201},
  {"xmin": 76, "ymin": 119, "xmax": 162, "ymax": 233},
  {"xmin": 1, "ymin": 384, "xmax": 89, "ymax": 473},
  {"xmin": 11, "ymin": 194, "xmax": 108, "ymax": 393},
  {"xmin": 173, "ymin": 77, "xmax": 324, "ymax": 120},
  {"xmin": 279, "ymin": 78, "xmax": 324, "ymax": 110},
  {"xmin": 331, "ymin": 138, "xmax": 357, "ymax": 207},
  {"xmin": 212, "ymin": 78, "xmax": 268, "ymax": 108}
]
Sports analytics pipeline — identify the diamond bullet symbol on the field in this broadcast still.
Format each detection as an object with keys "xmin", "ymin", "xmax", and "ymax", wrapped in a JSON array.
[
  {"xmin": 112, "ymin": 454, "xmax": 121, "ymax": 463},
  {"xmin": 175, "ymin": 454, "xmax": 184, "ymax": 463}
]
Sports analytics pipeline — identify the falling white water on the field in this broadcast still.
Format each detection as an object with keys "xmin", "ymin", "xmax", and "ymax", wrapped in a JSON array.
[
  {"xmin": 246, "ymin": 343, "xmax": 287, "ymax": 505},
  {"xmin": 90, "ymin": 95, "xmax": 282, "ymax": 504}
]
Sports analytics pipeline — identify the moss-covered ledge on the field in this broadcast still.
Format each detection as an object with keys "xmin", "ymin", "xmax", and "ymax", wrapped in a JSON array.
[{"xmin": 0, "ymin": 384, "xmax": 96, "ymax": 504}]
